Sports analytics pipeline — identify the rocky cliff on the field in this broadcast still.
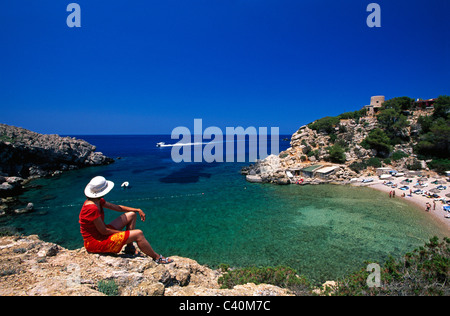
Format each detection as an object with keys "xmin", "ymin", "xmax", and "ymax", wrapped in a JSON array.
[
  {"xmin": 0, "ymin": 234, "xmax": 292, "ymax": 296},
  {"xmin": 242, "ymin": 99, "xmax": 438, "ymax": 185},
  {"xmin": 0, "ymin": 123, "xmax": 114, "ymax": 215},
  {"xmin": 0, "ymin": 124, "xmax": 114, "ymax": 179}
]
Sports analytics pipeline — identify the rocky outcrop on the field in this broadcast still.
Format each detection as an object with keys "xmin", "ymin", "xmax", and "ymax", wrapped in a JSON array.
[
  {"xmin": 0, "ymin": 235, "xmax": 292, "ymax": 296},
  {"xmin": 242, "ymin": 107, "xmax": 434, "ymax": 185},
  {"xmin": 242, "ymin": 155, "xmax": 291, "ymax": 185},
  {"xmin": 0, "ymin": 124, "xmax": 114, "ymax": 214},
  {"xmin": 0, "ymin": 124, "xmax": 114, "ymax": 179},
  {"xmin": 283, "ymin": 117, "xmax": 378, "ymax": 167},
  {"xmin": 0, "ymin": 176, "xmax": 24, "ymax": 198}
]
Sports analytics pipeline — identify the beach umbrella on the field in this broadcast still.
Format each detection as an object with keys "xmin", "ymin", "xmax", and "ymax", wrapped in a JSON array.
[
  {"xmin": 446, "ymin": 193, "xmax": 450, "ymax": 198},
  {"xmin": 436, "ymin": 180, "xmax": 446, "ymax": 184},
  {"xmin": 429, "ymin": 188, "xmax": 440, "ymax": 193}
]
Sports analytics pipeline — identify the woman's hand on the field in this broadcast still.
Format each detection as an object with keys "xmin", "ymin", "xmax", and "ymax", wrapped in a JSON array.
[{"xmin": 137, "ymin": 209, "xmax": 146, "ymax": 222}]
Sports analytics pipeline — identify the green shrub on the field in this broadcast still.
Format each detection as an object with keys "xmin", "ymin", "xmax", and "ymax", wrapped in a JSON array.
[
  {"xmin": 427, "ymin": 159, "xmax": 450, "ymax": 174},
  {"xmin": 338, "ymin": 124, "xmax": 347, "ymax": 133},
  {"xmin": 337, "ymin": 108, "xmax": 367, "ymax": 120},
  {"xmin": 97, "ymin": 279, "xmax": 119, "ymax": 296},
  {"xmin": 366, "ymin": 157, "xmax": 382, "ymax": 168},
  {"xmin": 309, "ymin": 116, "xmax": 340, "ymax": 134},
  {"xmin": 361, "ymin": 128, "xmax": 392, "ymax": 157},
  {"xmin": 349, "ymin": 161, "xmax": 368, "ymax": 173},
  {"xmin": 415, "ymin": 140, "xmax": 435, "ymax": 156},
  {"xmin": 328, "ymin": 133, "xmax": 337, "ymax": 143},
  {"xmin": 333, "ymin": 237, "xmax": 450, "ymax": 296},
  {"xmin": 219, "ymin": 263, "xmax": 230, "ymax": 272},
  {"xmin": 307, "ymin": 150, "xmax": 319, "ymax": 160},
  {"xmin": 391, "ymin": 150, "xmax": 408, "ymax": 161},
  {"xmin": 218, "ymin": 266, "xmax": 311, "ymax": 295},
  {"xmin": 417, "ymin": 115, "xmax": 433, "ymax": 134},
  {"xmin": 406, "ymin": 160, "xmax": 422, "ymax": 170},
  {"xmin": 413, "ymin": 96, "xmax": 450, "ymax": 159},
  {"xmin": 335, "ymin": 139, "xmax": 349, "ymax": 150},
  {"xmin": 216, "ymin": 238, "xmax": 450, "ymax": 296},
  {"xmin": 381, "ymin": 96, "xmax": 414, "ymax": 112},
  {"xmin": 327, "ymin": 144, "xmax": 346, "ymax": 163},
  {"xmin": 433, "ymin": 95, "xmax": 450, "ymax": 120}
]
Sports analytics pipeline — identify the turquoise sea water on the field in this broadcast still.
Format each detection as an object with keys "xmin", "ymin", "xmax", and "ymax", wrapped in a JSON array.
[{"xmin": 1, "ymin": 135, "xmax": 448, "ymax": 283}]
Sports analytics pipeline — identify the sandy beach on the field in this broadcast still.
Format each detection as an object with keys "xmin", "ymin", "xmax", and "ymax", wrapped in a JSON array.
[{"xmin": 351, "ymin": 175, "xmax": 450, "ymax": 232}]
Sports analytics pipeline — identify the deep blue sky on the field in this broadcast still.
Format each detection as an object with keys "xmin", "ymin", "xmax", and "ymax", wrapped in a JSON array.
[{"xmin": 1, "ymin": 0, "xmax": 449, "ymax": 135}]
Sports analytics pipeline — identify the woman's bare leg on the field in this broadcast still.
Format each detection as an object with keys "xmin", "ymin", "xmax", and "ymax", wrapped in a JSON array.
[
  {"xmin": 126, "ymin": 229, "xmax": 159, "ymax": 260},
  {"xmin": 108, "ymin": 212, "xmax": 137, "ymax": 230},
  {"xmin": 109, "ymin": 214, "xmax": 171, "ymax": 262},
  {"xmin": 109, "ymin": 213, "xmax": 140, "ymax": 254}
]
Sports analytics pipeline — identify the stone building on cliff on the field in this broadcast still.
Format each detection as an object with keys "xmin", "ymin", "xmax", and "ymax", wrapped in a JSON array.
[{"xmin": 364, "ymin": 95, "xmax": 385, "ymax": 116}]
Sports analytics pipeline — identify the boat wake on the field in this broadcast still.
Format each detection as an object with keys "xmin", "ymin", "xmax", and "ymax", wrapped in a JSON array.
[
  {"xmin": 157, "ymin": 141, "xmax": 205, "ymax": 147},
  {"xmin": 157, "ymin": 140, "xmax": 243, "ymax": 147}
]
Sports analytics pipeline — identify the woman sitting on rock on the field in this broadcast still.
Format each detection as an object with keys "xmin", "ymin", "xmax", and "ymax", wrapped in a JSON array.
[{"xmin": 79, "ymin": 176, "xmax": 173, "ymax": 264}]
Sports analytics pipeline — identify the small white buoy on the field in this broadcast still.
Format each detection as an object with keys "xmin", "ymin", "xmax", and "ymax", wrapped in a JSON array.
[{"xmin": 121, "ymin": 181, "xmax": 129, "ymax": 188}]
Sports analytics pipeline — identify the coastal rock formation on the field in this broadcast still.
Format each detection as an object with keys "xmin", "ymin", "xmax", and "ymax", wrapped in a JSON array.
[
  {"xmin": 243, "ymin": 96, "xmax": 443, "ymax": 185},
  {"xmin": 0, "ymin": 124, "xmax": 114, "ymax": 216},
  {"xmin": 242, "ymin": 155, "xmax": 288, "ymax": 184},
  {"xmin": 0, "ymin": 124, "xmax": 114, "ymax": 214},
  {"xmin": 0, "ymin": 176, "xmax": 24, "ymax": 198},
  {"xmin": 0, "ymin": 235, "xmax": 292, "ymax": 296},
  {"xmin": 0, "ymin": 124, "xmax": 114, "ymax": 179}
]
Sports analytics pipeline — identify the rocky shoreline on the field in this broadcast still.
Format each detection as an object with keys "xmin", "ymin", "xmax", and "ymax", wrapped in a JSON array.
[
  {"xmin": 241, "ymin": 154, "xmax": 358, "ymax": 186},
  {"xmin": 0, "ymin": 123, "xmax": 114, "ymax": 216},
  {"xmin": 241, "ymin": 104, "xmax": 440, "ymax": 186},
  {"xmin": 0, "ymin": 234, "xmax": 292, "ymax": 296}
]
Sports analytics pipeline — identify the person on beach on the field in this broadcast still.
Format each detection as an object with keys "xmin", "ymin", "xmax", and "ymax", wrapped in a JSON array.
[
  {"xmin": 79, "ymin": 176, "xmax": 173, "ymax": 264},
  {"xmin": 426, "ymin": 202, "xmax": 431, "ymax": 212}
]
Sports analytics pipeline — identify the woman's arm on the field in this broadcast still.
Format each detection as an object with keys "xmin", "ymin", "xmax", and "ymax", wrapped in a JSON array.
[
  {"xmin": 92, "ymin": 217, "xmax": 122, "ymax": 236},
  {"xmin": 103, "ymin": 201, "xmax": 146, "ymax": 222}
]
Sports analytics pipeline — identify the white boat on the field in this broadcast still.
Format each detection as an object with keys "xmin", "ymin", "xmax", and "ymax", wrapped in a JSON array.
[{"xmin": 156, "ymin": 142, "xmax": 165, "ymax": 147}]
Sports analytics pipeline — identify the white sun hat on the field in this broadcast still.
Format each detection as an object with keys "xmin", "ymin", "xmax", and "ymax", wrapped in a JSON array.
[{"xmin": 84, "ymin": 176, "xmax": 114, "ymax": 198}]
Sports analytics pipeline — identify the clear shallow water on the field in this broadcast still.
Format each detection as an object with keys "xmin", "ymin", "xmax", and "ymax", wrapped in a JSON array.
[{"xmin": 1, "ymin": 135, "xmax": 447, "ymax": 283}]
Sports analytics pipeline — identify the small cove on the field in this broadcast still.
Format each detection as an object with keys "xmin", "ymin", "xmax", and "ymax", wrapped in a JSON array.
[{"xmin": 1, "ymin": 135, "xmax": 447, "ymax": 283}]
